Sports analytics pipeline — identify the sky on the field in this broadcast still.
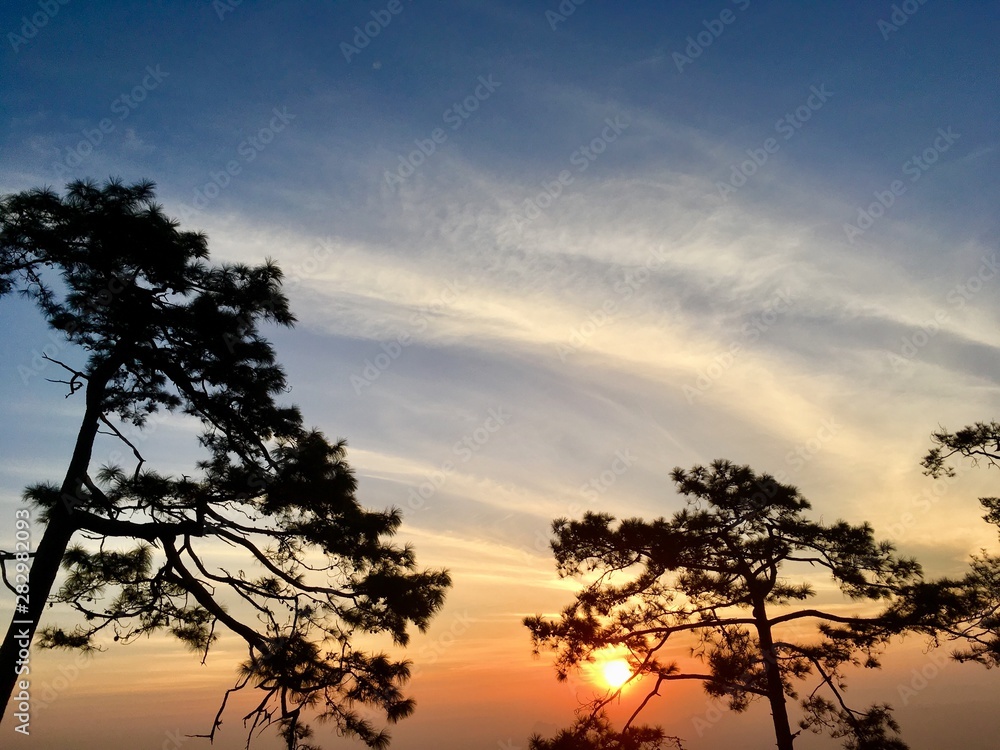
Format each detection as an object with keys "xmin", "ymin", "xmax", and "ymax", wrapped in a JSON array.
[{"xmin": 1, "ymin": 0, "xmax": 1000, "ymax": 748}]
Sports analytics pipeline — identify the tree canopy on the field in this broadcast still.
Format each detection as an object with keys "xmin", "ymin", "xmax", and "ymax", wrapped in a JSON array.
[
  {"xmin": 525, "ymin": 460, "xmax": 926, "ymax": 750},
  {"xmin": 528, "ymin": 711, "xmax": 684, "ymax": 750},
  {"xmin": 0, "ymin": 179, "xmax": 450, "ymax": 749},
  {"xmin": 919, "ymin": 422, "xmax": 1000, "ymax": 667}
]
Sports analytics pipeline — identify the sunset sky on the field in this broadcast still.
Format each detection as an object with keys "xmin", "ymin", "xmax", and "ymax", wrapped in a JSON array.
[{"xmin": 2, "ymin": 1, "xmax": 1000, "ymax": 748}]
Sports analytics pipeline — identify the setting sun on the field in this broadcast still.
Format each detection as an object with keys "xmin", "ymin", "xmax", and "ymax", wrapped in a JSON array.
[{"xmin": 601, "ymin": 659, "xmax": 634, "ymax": 689}]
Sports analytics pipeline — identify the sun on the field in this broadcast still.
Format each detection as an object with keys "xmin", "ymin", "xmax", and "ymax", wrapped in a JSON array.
[{"xmin": 601, "ymin": 658, "xmax": 633, "ymax": 689}]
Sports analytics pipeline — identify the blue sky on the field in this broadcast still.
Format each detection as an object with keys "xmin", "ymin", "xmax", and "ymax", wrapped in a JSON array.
[{"xmin": 2, "ymin": 1, "xmax": 1000, "ymax": 748}]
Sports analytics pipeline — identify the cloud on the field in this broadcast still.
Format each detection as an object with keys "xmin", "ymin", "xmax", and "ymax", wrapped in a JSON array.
[{"xmin": 121, "ymin": 128, "xmax": 153, "ymax": 153}]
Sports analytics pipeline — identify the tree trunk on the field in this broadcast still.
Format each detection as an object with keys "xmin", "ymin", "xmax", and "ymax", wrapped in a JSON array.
[
  {"xmin": 0, "ymin": 508, "xmax": 76, "ymax": 721},
  {"xmin": 0, "ymin": 376, "xmax": 107, "ymax": 721},
  {"xmin": 755, "ymin": 602, "xmax": 795, "ymax": 750}
]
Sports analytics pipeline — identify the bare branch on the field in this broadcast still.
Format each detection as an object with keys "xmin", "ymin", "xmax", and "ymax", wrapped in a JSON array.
[
  {"xmin": 97, "ymin": 414, "xmax": 146, "ymax": 480},
  {"xmin": 40, "ymin": 353, "xmax": 87, "ymax": 397}
]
